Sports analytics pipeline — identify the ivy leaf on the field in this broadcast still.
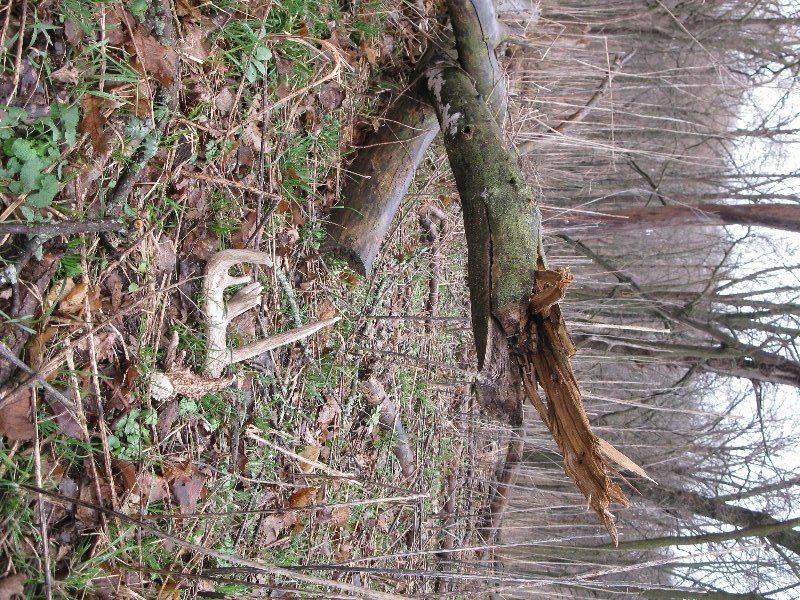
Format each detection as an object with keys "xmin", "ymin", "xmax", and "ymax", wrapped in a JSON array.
[
  {"xmin": 61, "ymin": 104, "xmax": 79, "ymax": 147},
  {"xmin": 26, "ymin": 173, "xmax": 59, "ymax": 207},
  {"xmin": 11, "ymin": 138, "xmax": 37, "ymax": 162},
  {"xmin": 245, "ymin": 62, "xmax": 259, "ymax": 84},
  {"xmin": 254, "ymin": 46, "xmax": 272, "ymax": 62},
  {"xmin": 19, "ymin": 205, "xmax": 34, "ymax": 221},
  {"xmin": 19, "ymin": 156, "xmax": 45, "ymax": 192}
]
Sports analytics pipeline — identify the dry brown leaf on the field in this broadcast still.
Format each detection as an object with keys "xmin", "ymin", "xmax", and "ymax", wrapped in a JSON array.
[
  {"xmin": 28, "ymin": 327, "xmax": 57, "ymax": 370},
  {"xmin": 360, "ymin": 41, "xmax": 378, "ymax": 65},
  {"xmin": 0, "ymin": 573, "xmax": 25, "ymax": 600},
  {"xmin": 80, "ymin": 96, "xmax": 111, "ymax": 153},
  {"xmin": 0, "ymin": 390, "xmax": 34, "ymax": 442},
  {"xmin": 58, "ymin": 282, "xmax": 100, "ymax": 317},
  {"xmin": 176, "ymin": 0, "xmax": 202, "ymax": 19},
  {"xmin": 165, "ymin": 367, "xmax": 234, "ymax": 399},
  {"xmin": 180, "ymin": 24, "xmax": 210, "ymax": 63},
  {"xmin": 113, "ymin": 459, "xmax": 170, "ymax": 504},
  {"xmin": 107, "ymin": 6, "xmax": 179, "ymax": 87},
  {"xmin": 231, "ymin": 210, "xmax": 258, "ymax": 250},
  {"xmin": 288, "ymin": 486, "xmax": 318, "ymax": 509},
  {"xmin": 52, "ymin": 63, "xmax": 79, "ymax": 85},
  {"xmin": 297, "ymin": 445, "xmax": 321, "ymax": 474},
  {"xmin": 316, "ymin": 299, "xmax": 337, "ymax": 322},
  {"xmin": 214, "ymin": 88, "xmax": 235, "ymax": 116},
  {"xmin": 166, "ymin": 462, "xmax": 207, "ymax": 513},
  {"xmin": 318, "ymin": 82, "xmax": 345, "ymax": 112},
  {"xmin": 331, "ymin": 505, "xmax": 350, "ymax": 528},
  {"xmin": 46, "ymin": 396, "xmax": 83, "ymax": 439}
]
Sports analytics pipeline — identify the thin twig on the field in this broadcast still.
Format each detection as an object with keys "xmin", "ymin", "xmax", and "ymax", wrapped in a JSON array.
[
  {"xmin": 0, "ymin": 340, "xmax": 78, "ymax": 417},
  {"xmin": 0, "ymin": 220, "xmax": 123, "ymax": 236},
  {"xmin": 245, "ymin": 427, "xmax": 361, "ymax": 485},
  {"xmin": 4, "ymin": 0, "xmax": 27, "ymax": 105},
  {"xmin": 30, "ymin": 388, "xmax": 53, "ymax": 600}
]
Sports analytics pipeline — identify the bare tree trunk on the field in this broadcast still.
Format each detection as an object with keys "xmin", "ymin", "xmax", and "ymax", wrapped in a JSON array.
[
  {"xmin": 424, "ymin": 55, "xmax": 636, "ymax": 545},
  {"xmin": 639, "ymin": 483, "xmax": 800, "ymax": 557},
  {"xmin": 577, "ymin": 336, "xmax": 800, "ymax": 388},
  {"xmin": 609, "ymin": 516, "xmax": 800, "ymax": 551},
  {"xmin": 545, "ymin": 202, "xmax": 800, "ymax": 235}
]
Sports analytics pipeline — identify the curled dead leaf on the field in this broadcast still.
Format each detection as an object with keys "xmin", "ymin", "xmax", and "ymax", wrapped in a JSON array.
[
  {"xmin": 113, "ymin": 459, "xmax": 170, "ymax": 504},
  {"xmin": 80, "ymin": 96, "xmax": 111, "ymax": 153},
  {"xmin": 165, "ymin": 462, "xmax": 207, "ymax": 513},
  {"xmin": 28, "ymin": 327, "xmax": 57, "ymax": 371},
  {"xmin": 58, "ymin": 282, "xmax": 100, "ymax": 318}
]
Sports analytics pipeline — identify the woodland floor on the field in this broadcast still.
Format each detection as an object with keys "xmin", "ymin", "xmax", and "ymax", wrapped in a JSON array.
[{"xmin": 0, "ymin": 1, "xmax": 500, "ymax": 598}]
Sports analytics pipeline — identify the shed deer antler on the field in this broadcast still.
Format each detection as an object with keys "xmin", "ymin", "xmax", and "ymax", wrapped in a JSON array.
[{"xmin": 202, "ymin": 250, "xmax": 339, "ymax": 377}]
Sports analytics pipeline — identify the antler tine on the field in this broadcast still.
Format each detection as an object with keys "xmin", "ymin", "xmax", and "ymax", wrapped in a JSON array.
[{"xmin": 202, "ymin": 250, "xmax": 338, "ymax": 377}]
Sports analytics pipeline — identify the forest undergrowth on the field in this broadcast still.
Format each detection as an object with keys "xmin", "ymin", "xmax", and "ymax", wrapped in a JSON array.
[{"xmin": 0, "ymin": 1, "xmax": 496, "ymax": 597}]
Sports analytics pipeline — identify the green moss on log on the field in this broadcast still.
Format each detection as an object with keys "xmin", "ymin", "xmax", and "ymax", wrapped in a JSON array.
[{"xmin": 425, "ymin": 58, "xmax": 541, "ymax": 366}]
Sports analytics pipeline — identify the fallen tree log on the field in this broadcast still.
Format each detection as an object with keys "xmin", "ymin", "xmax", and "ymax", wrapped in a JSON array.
[
  {"xmin": 323, "ymin": 91, "xmax": 439, "ymax": 275},
  {"xmin": 423, "ymin": 55, "xmax": 648, "ymax": 544},
  {"xmin": 324, "ymin": 0, "xmax": 508, "ymax": 275}
]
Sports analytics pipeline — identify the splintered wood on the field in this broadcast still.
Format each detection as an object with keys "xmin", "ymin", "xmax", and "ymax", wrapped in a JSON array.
[{"xmin": 518, "ymin": 268, "xmax": 651, "ymax": 545}]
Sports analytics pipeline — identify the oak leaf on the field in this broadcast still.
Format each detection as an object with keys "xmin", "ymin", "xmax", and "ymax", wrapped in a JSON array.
[
  {"xmin": 79, "ymin": 96, "xmax": 111, "ymax": 153},
  {"xmin": 288, "ymin": 486, "xmax": 318, "ymax": 509},
  {"xmin": 297, "ymin": 445, "xmax": 320, "ymax": 474}
]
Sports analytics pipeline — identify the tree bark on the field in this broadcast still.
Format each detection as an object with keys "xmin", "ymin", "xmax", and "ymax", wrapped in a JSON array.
[
  {"xmin": 424, "ymin": 56, "xmax": 539, "ymax": 371},
  {"xmin": 446, "ymin": 0, "xmax": 507, "ymax": 122}
]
